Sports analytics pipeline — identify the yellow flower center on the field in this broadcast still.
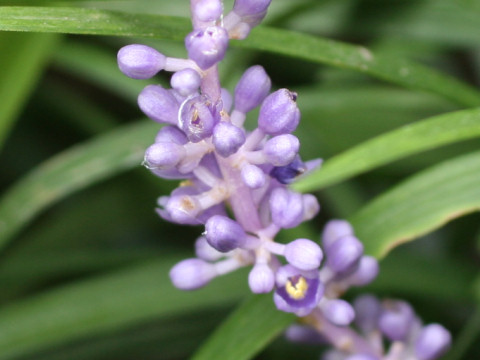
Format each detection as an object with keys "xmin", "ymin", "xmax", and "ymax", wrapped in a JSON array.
[{"xmin": 285, "ymin": 276, "xmax": 309, "ymax": 300}]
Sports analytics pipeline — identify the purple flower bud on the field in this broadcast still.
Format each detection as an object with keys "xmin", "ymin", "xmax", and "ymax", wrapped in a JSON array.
[
  {"xmin": 143, "ymin": 142, "xmax": 186, "ymax": 170},
  {"xmin": 269, "ymin": 188, "xmax": 304, "ymax": 229},
  {"xmin": 185, "ymin": 26, "xmax": 229, "ymax": 70},
  {"xmin": 241, "ymin": 164, "xmax": 266, "ymax": 189},
  {"xmin": 378, "ymin": 300, "xmax": 415, "ymax": 341},
  {"xmin": 270, "ymin": 155, "xmax": 306, "ymax": 184},
  {"xmin": 171, "ymin": 68, "xmax": 201, "ymax": 96},
  {"xmin": 263, "ymin": 134, "xmax": 300, "ymax": 166},
  {"xmin": 345, "ymin": 355, "xmax": 379, "ymax": 360},
  {"xmin": 302, "ymin": 194, "xmax": 320, "ymax": 221},
  {"xmin": 248, "ymin": 263, "xmax": 275, "ymax": 293},
  {"xmin": 234, "ymin": 65, "xmax": 271, "ymax": 113},
  {"xmin": 353, "ymin": 294, "xmax": 381, "ymax": 333},
  {"xmin": 233, "ymin": 0, "xmax": 272, "ymax": 17},
  {"xmin": 285, "ymin": 324, "xmax": 326, "ymax": 344},
  {"xmin": 221, "ymin": 88, "xmax": 233, "ymax": 112},
  {"xmin": 138, "ymin": 85, "xmax": 179, "ymax": 125},
  {"xmin": 284, "ymin": 239, "xmax": 323, "ymax": 271},
  {"xmin": 258, "ymin": 89, "xmax": 300, "ymax": 135},
  {"xmin": 326, "ymin": 235, "xmax": 363, "ymax": 275},
  {"xmin": 323, "ymin": 299, "xmax": 355, "ymax": 326},
  {"xmin": 165, "ymin": 194, "xmax": 202, "ymax": 224},
  {"xmin": 179, "ymin": 95, "xmax": 220, "ymax": 142},
  {"xmin": 415, "ymin": 324, "xmax": 451, "ymax": 360},
  {"xmin": 195, "ymin": 235, "xmax": 224, "ymax": 261},
  {"xmin": 274, "ymin": 265, "xmax": 323, "ymax": 316},
  {"xmin": 322, "ymin": 219, "xmax": 354, "ymax": 250},
  {"xmin": 154, "ymin": 125, "xmax": 188, "ymax": 145},
  {"xmin": 169, "ymin": 258, "xmax": 216, "ymax": 290},
  {"xmin": 194, "ymin": 0, "xmax": 223, "ymax": 22},
  {"xmin": 213, "ymin": 122, "xmax": 246, "ymax": 157},
  {"xmin": 117, "ymin": 44, "xmax": 166, "ymax": 79},
  {"xmin": 205, "ymin": 215, "xmax": 246, "ymax": 252},
  {"xmin": 346, "ymin": 256, "xmax": 379, "ymax": 286}
]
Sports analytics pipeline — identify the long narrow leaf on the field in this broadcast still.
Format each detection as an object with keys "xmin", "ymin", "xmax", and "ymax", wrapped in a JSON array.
[
  {"xmin": 0, "ymin": 7, "xmax": 479, "ymax": 106},
  {"xmin": 0, "ymin": 120, "xmax": 158, "ymax": 249},
  {"xmin": 294, "ymin": 107, "xmax": 480, "ymax": 192},
  {"xmin": 350, "ymin": 150, "xmax": 480, "ymax": 258},
  {"xmin": 0, "ymin": 258, "xmax": 248, "ymax": 360},
  {"xmin": 191, "ymin": 295, "xmax": 295, "ymax": 360},
  {"xmin": 0, "ymin": 32, "xmax": 60, "ymax": 150}
]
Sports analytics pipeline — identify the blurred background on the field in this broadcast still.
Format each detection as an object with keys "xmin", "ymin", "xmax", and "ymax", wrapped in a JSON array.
[{"xmin": 0, "ymin": 0, "xmax": 479, "ymax": 359}]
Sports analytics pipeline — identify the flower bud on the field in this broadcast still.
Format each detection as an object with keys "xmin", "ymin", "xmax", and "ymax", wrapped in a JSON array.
[
  {"xmin": 117, "ymin": 44, "xmax": 166, "ymax": 79},
  {"xmin": 233, "ymin": 0, "xmax": 272, "ymax": 17},
  {"xmin": 345, "ymin": 355, "xmax": 379, "ymax": 360},
  {"xmin": 248, "ymin": 263, "xmax": 275, "ymax": 293},
  {"xmin": 326, "ymin": 235, "xmax": 364, "ymax": 274},
  {"xmin": 234, "ymin": 65, "xmax": 271, "ymax": 113},
  {"xmin": 179, "ymin": 95, "xmax": 220, "ymax": 142},
  {"xmin": 195, "ymin": 236, "xmax": 224, "ymax": 261},
  {"xmin": 241, "ymin": 164, "xmax": 266, "ymax": 189},
  {"xmin": 323, "ymin": 299, "xmax": 355, "ymax": 326},
  {"xmin": 284, "ymin": 239, "xmax": 323, "ymax": 271},
  {"xmin": 415, "ymin": 324, "xmax": 451, "ymax": 360},
  {"xmin": 269, "ymin": 188, "xmax": 304, "ymax": 229},
  {"xmin": 258, "ymin": 89, "xmax": 300, "ymax": 135},
  {"xmin": 346, "ymin": 256, "xmax": 379, "ymax": 286},
  {"xmin": 171, "ymin": 68, "xmax": 201, "ymax": 96},
  {"xmin": 165, "ymin": 195, "xmax": 202, "ymax": 224},
  {"xmin": 322, "ymin": 219, "xmax": 354, "ymax": 250},
  {"xmin": 213, "ymin": 122, "xmax": 246, "ymax": 157},
  {"xmin": 143, "ymin": 142, "xmax": 186, "ymax": 170},
  {"xmin": 205, "ymin": 215, "xmax": 246, "ymax": 252},
  {"xmin": 221, "ymin": 88, "xmax": 233, "ymax": 112},
  {"xmin": 302, "ymin": 194, "xmax": 320, "ymax": 221},
  {"xmin": 138, "ymin": 85, "xmax": 179, "ymax": 125},
  {"xmin": 154, "ymin": 125, "xmax": 188, "ymax": 145},
  {"xmin": 185, "ymin": 26, "xmax": 229, "ymax": 70},
  {"xmin": 194, "ymin": 0, "xmax": 223, "ymax": 22},
  {"xmin": 353, "ymin": 294, "xmax": 381, "ymax": 333},
  {"xmin": 263, "ymin": 134, "xmax": 300, "ymax": 166},
  {"xmin": 379, "ymin": 300, "xmax": 415, "ymax": 341},
  {"xmin": 169, "ymin": 258, "xmax": 216, "ymax": 290},
  {"xmin": 285, "ymin": 325, "xmax": 325, "ymax": 344},
  {"xmin": 270, "ymin": 155, "xmax": 306, "ymax": 184}
]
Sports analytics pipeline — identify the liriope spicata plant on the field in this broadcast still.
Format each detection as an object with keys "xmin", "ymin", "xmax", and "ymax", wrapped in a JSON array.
[
  {"xmin": 115, "ymin": 1, "xmax": 451, "ymax": 359},
  {"xmin": 0, "ymin": 1, "xmax": 479, "ymax": 360}
]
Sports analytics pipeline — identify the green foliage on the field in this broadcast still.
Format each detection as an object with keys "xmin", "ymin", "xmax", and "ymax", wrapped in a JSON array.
[{"xmin": 0, "ymin": 1, "xmax": 479, "ymax": 359}]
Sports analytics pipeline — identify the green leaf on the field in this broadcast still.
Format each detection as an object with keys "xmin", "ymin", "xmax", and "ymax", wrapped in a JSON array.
[
  {"xmin": 191, "ymin": 294, "xmax": 295, "ymax": 360},
  {"xmin": 294, "ymin": 107, "xmax": 480, "ymax": 193},
  {"xmin": 0, "ymin": 32, "xmax": 60, "ymax": 150},
  {"xmin": 0, "ymin": 258, "xmax": 248, "ymax": 360},
  {"xmin": 0, "ymin": 7, "xmax": 479, "ymax": 107},
  {"xmin": 0, "ymin": 120, "xmax": 158, "ymax": 250},
  {"xmin": 349, "ymin": 150, "xmax": 480, "ymax": 258}
]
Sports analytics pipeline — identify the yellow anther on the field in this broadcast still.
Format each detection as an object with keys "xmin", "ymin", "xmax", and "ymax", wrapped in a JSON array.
[{"xmin": 285, "ymin": 276, "xmax": 309, "ymax": 300}]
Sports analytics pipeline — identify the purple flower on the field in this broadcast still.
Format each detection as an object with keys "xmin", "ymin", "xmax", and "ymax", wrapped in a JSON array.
[
  {"xmin": 378, "ymin": 300, "xmax": 415, "ymax": 341},
  {"xmin": 274, "ymin": 265, "xmax": 323, "ymax": 316},
  {"xmin": 169, "ymin": 258, "xmax": 216, "ymax": 290},
  {"xmin": 185, "ymin": 26, "xmax": 229, "ymax": 70},
  {"xmin": 322, "ymin": 299, "xmax": 355, "ymax": 326},
  {"xmin": 171, "ymin": 68, "xmax": 202, "ymax": 96},
  {"xmin": 138, "ymin": 85, "xmax": 179, "ymax": 124},
  {"xmin": 258, "ymin": 89, "xmax": 300, "ymax": 135},
  {"xmin": 269, "ymin": 187, "xmax": 304, "ymax": 229},
  {"xmin": 234, "ymin": 65, "xmax": 271, "ymax": 113},
  {"xmin": 205, "ymin": 215, "xmax": 246, "ymax": 252},
  {"xmin": 284, "ymin": 238, "xmax": 323, "ymax": 271},
  {"xmin": 212, "ymin": 121, "xmax": 246, "ymax": 157},
  {"xmin": 117, "ymin": 44, "xmax": 166, "ymax": 79},
  {"xmin": 179, "ymin": 95, "xmax": 220, "ymax": 142},
  {"xmin": 248, "ymin": 263, "xmax": 275, "ymax": 293},
  {"xmin": 325, "ymin": 235, "xmax": 364, "ymax": 275},
  {"xmin": 415, "ymin": 324, "xmax": 451, "ymax": 360}
]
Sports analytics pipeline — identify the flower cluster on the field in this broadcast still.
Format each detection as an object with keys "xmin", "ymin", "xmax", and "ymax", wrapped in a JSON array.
[
  {"xmin": 288, "ymin": 294, "xmax": 451, "ymax": 360},
  {"xmin": 116, "ymin": 0, "xmax": 451, "ymax": 359}
]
